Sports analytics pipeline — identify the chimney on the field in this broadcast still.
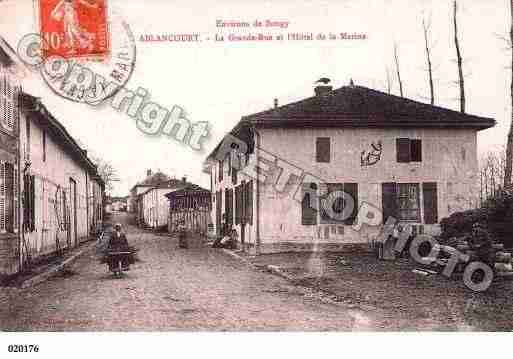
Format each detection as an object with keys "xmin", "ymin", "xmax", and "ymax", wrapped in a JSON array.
[
  {"xmin": 146, "ymin": 169, "xmax": 152, "ymax": 177},
  {"xmin": 182, "ymin": 176, "xmax": 187, "ymax": 184},
  {"xmin": 314, "ymin": 77, "xmax": 333, "ymax": 96},
  {"xmin": 273, "ymin": 98, "xmax": 278, "ymax": 108}
]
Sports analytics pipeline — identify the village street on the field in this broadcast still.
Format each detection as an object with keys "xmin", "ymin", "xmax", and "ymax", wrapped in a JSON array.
[{"xmin": 0, "ymin": 212, "xmax": 391, "ymax": 331}]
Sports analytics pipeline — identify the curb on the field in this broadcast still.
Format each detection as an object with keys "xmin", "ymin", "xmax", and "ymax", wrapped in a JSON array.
[
  {"xmin": 20, "ymin": 242, "xmax": 95, "ymax": 289},
  {"xmin": 220, "ymin": 248, "xmax": 257, "ymax": 269}
]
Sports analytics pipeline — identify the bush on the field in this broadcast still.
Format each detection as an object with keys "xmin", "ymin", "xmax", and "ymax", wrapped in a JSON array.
[
  {"xmin": 439, "ymin": 190, "xmax": 513, "ymax": 248},
  {"xmin": 439, "ymin": 208, "xmax": 487, "ymax": 241}
]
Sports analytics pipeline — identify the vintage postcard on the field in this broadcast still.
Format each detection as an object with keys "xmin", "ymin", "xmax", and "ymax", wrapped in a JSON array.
[{"xmin": 0, "ymin": 0, "xmax": 512, "ymax": 357}]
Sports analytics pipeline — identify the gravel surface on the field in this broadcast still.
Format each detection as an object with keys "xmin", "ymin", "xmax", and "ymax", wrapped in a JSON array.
[
  {"xmin": 248, "ymin": 251, "xmax": 513, "ymax": 331},
  {"xmin": 0, "ymin": 213, "xmax": 388, "ymax": 331}
]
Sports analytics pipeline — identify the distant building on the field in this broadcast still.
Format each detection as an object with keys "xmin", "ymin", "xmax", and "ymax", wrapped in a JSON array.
[
  {"xmin": 204, "ymin": 80, "xmax": 495, "ymax": 254},
  {"xmin": 139, "ymin": 177, "xmax": 189, "ymax": 229},
  {"xmin": 129, "ymin": 170, "xmax": 170, "ymax": 224}
]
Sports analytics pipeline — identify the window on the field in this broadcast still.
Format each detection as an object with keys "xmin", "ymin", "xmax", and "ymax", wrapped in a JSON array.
[
  {"xmin": 0, "ymin": 161, "xmax": 18, "ymax": 233},
  {"xmin": 397, "ymin": 183, "xmax": 420, "ymax": 221},
  {"xmin": 320, "ymin": 183, "xmax": 358, "ymax": 224},
  {"xmin": 235, "ymin": 184, "xmax": 243, "ymax": 225},
  {"xmin": 396, "ymin": 138, "xmax": 422, "ymax": 163},
  {"xmin": 382, "ymin": 183, "xmax": 420, "ymax": 222},
  {"xmin": 26, "ymin": 118, "xmax": 31, "ymax": 160},
  {"xmin": 225, "ymin": 188, "xmax": 233, "ymax": 226},
  {"xmin": 301, "ymin": 182, "xmax": 318, "ymax": 225},
  {"xmin": 245, "ymin": 180, "xmax": 253, "ymax": 225},
  {"xmin": 43, "ymin": 130, "xmax": 47, "ymax": 162},
  {"xmin": 218, "ymin": 159, "xmax": 223, "ymax": 182},
  {"xmin": 316, "ymin": 137, "xmax": 331, "ymax": 163},
  {"xmin": 23, "ymin": 174, "xmax": 35, "ymax": 232},
  {"xmin": 1, "ymin": 75, "xmax": 18, "ymax": 132},
  {"xmin": 232, "ymin": 153, "xmax": 238, "ymax": 184}
]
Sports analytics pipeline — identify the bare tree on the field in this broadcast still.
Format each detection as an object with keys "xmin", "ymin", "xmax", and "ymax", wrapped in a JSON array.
[
  {"xmin": 90, "ymin": 155, "xmax": 119, "ymax": 193},
  {"xmin": 453, "ymin": 0, "xmax": 465, "ymax": 113},
  {"xmin": 481, "ymin": 147, "xmax": 507, "ymax": 203},
  {"xmin": 505, "ymin": 0, "xmax": 513, "ymax": 188},
  {"xmin": 393, "ymin": 42, "xmax": 403, "ymax": 97},
  {"xmin": 422, "ymin": 16, "xmax": 435, "ymax": 105}
]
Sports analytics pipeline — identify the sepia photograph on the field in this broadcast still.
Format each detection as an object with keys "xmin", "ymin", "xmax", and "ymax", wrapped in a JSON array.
[{"xmin": 0, "ymin": 0, "xmax": 512, "ymax": 357}]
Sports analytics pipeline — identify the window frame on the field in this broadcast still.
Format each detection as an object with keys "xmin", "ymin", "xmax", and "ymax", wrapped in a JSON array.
[
  {"xmin": 315, "ymin": 137, "xmax": 331, "ymax": 163},
  {"xmin": 396, "ymin": 183, "xmax": 421, "ymax": 222}
]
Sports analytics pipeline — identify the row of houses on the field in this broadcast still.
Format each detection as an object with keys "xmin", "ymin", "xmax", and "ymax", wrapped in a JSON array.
[
  {"xmin": 203, "ymin": 79, "xmax": 495, "ymax": 254},
  {"xmin": 0, "ymin": 38, "xmax": 105, "ymax": 278},
  {"xmin": 129, "ymin": 170, "xmax": 210, "ymax": 233}
]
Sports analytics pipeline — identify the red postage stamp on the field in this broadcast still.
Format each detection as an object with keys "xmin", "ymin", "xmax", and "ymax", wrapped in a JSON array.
[{"xmin": 37, "ymin": 0, "xmax": 110, "ymax": 60}]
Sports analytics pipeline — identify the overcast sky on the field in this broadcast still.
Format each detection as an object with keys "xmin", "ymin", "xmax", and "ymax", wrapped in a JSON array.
[{"xmin": 0, "ymin": 0, "xmax": 510, "ymax": 196}]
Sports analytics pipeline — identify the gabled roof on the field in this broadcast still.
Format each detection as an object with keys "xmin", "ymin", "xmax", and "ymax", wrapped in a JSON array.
[
  {"xmin": 205, "ymin": 84, "xmax": 495, "ymax": 163},
  {"xmin": 242, "ymin": 85, "xmax": 495, "ymax": 129},
  {"xmin": 21, "ymin": 93, "xmax": 104, "ymax": 187},
  {"xmin": 136, "ymin": 171, "xmax": 171, "ymax": 187},
  {"xmin": 165, "ymin": 184, "xmax": 210, "ymax": 199},
  {"xmin": 0, "ymin": 36, "xmax": 28, "ymax": 75},
  {"xmin": 139, "ymin": 178, "xmax": 192, "ymax": 196}
]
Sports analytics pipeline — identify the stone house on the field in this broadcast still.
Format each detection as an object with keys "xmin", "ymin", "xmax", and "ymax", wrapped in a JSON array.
[{"xmin": 204, "ymin": 80, "xmax": 495, "ymax": 254}]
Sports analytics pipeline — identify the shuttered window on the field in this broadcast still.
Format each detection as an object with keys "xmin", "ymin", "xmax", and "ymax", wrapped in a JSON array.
[
  {"xmin": 218, "ymin": 159, "xmax": 223, "ymax": 182},
  {"xmin": 225, "ymin": 188, "xmax": 233, "ymax": 226},
  {"xmin": 301, "ymin": 182, "xmax": 318, "ymax": 225},
  {"xmin": 422, "ymin": 182, "xmax": 438, "ymax": 224},
  {"xmin": 320, "ymin": 183, "xmax": 358, "ymax": 224},
  {"xmin": 411, "ymin": 139, "xmax": 422, "ymax": 162},
  {"xmin": 23, "ymin": 174, "xmax": 36, "ymax": 232},
  {"xmin": 1, "ymin": 75, "xmax": 18, "ymax": 132},
  {"xmin": 235, "ymin": 184, "xmax": 242, "ymax": 225},
  {"xmin": 245, "ymin": 180, "xmax": 253, "ymax": 225},
  {"xmin": 0, "ymin": 162, "xmax": 5, "ymax": 232},
  {"xmin": 382, "ymin": 183, "xmax": 398, "ymax": 224},
  {"xmin": 396, "ymin": 138, "xmax": 410, "ymax": 163},
  {"xmin": 344, "ymin": 183, "xmax": 358, "ymax": 225},
  {"xmin": 396, "ymin": 138, "xmax": 422, "ymax": 163},
  {"xmin": 316, "ymin": 137, "xmax": 331, "ymax": 163},
  {"xmin": 0, "ymin": 161, "xmax": 17, "ymax": 233}
]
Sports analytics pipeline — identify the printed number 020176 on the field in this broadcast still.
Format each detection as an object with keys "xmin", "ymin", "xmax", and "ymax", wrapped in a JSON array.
[{"xmin": 7, "ymin": 345, "xmax": 40, "ymax": 353}]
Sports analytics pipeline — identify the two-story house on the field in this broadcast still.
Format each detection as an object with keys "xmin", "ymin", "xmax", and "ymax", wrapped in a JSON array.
[{"xmin": 204, "ymin": 80, "xmax": 495, "ymax": 254}]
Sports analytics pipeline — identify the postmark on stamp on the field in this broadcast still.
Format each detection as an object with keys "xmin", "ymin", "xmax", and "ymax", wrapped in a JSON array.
[{"xmin": 37, "ymin": 0, "xmax": 110, "ymax": 60}]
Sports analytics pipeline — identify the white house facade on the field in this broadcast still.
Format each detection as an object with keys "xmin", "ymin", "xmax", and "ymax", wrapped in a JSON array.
[{"xmin": 204, "ymin": 82, "xmax": 495, "ymax": 254}]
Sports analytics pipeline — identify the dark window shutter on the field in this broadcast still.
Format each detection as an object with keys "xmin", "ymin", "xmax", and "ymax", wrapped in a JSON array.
[
  {"xmin": 396, "ymin": 138, "xmax": 411, "ymax": 163},
  {"xmin": 226, "ymin": 189, "xmax": 233, "ymax": 226},
  {"xmin": 411, "ymin": 139, "xmax": 422, "ymax": 162},
  {"xmin": 301, "ymin": 183, "xmax": 318, "ymax": 225},
  {"xmin": 316, "ymin": 137, "xmax": 331, "ymax": 163},
  {"xmin": 422, "ymin": 182, "xmax": 438, "ymax": 224},
  {"xmin": 344, "ymin": 183, "xmax": 358, "ymax": 225},
  {"xmin": 219, "ymin": 160, "xmax": 223, "ymax": 181},
  {"xmin": 246, "ymin": 181, "xmax": 253, "ymax": 225},
  {"xmin": 382, "ymin": 182, "xmax": 398, "ymax": 224},
  {"xmin": 234, "ymin": 186, "xmax": 240, "ymax": 225}
]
